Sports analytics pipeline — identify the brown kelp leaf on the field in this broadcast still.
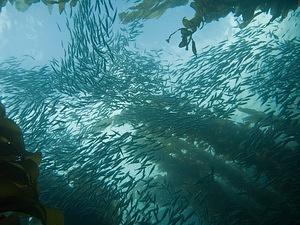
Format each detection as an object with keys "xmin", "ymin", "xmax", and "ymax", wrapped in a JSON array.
[
  {"xmin": 58, "ymin": 0, "xmax": 65, "ymax": 14},
  {"xmin": 179, "ymin": 37, "xmax": 187, "ymax": 48},
  {"xmin": 70, "ymin": 0, "xmax": 77, "ymax": 7},
  {"xmin": 45, "ymin": 208, "xmax": 64, "ymax": 225},
  {"xmin": 25, "ymin": 151, "xmax": 42, "ymax": 166},
  {"xmin": 180, "ymin": 28, "xmax": 192, "ymax": 36},
  {"xmin": 0, "ymin": 178, "xmax": 36, "ymax": 200},
  {"xmin": 0, "ymin": 161, "xmax": 30, "ymax": 186},
  {"xmin": 119, "ymin": 0, "xmax": 189, "ymax": 24},
  {"xmin": 14, "ymin": 0, "xmax": 30, "ymax": 12},
  {"xmin": 20, "ymin": 160, "xmax": 39, "ymax": 184},
  {"xmin": 0, "ymin": 117, "xmax": 25, "ymax": 152},
  {"xmin": 182, "ymin": 17, "xmax": 193, "ymax": 29}
]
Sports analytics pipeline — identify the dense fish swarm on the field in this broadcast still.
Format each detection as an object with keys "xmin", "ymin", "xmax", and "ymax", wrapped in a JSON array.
[{"xmin": 0, "ymin": 0, "xmax": 300, "ymax": 225}]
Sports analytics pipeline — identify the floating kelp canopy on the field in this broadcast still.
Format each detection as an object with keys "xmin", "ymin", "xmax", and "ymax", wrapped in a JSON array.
[
  {"xmin": 119, "ymin": 0, "xmax": 190, "ymax": 23},
  {"xmin": 120, "ymin": 0, "xmax": 300, "ymax": 54},
  {"xmin": 0, "ymin": 0, "xmax": 79, "ymax": 13}
]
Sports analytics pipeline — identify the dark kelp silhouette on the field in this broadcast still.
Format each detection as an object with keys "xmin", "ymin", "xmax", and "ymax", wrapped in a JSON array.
[{"xmin": 120, "ymin": 0, "xmax": 300, "ymax": 54}]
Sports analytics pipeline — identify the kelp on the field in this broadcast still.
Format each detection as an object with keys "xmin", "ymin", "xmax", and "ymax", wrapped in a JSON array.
[
  {"xmin": 0, "ymin": 0, "xmax": 79, "ymax": 14},
  {"xmin": 119, "ymin": 0, "xmax": 189, "ymax": 23},
  {"xmin": 120, "ymin": 0, "xmax": 300, "ymax": 54}
]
